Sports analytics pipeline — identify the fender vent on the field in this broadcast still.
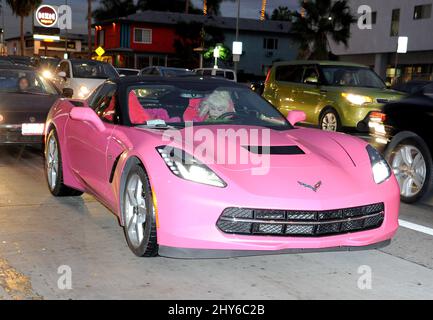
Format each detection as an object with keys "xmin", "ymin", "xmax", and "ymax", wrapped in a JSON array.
[{"xmin": 243, "ymin": 145, "xmax": 305, "ymax": 155}]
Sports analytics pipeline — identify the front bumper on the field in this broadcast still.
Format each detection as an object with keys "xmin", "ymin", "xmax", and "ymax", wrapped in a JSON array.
[
  {"xmin": 154, "ymin": 177, "xmax": 400, "ymax": 258},
  {"xmin": 0, "ymin": 125, "xmax": 44, "ymax": 145}
]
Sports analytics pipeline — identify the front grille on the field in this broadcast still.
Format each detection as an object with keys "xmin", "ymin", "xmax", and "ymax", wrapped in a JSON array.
[{"xmin": 217, "ymin": 203, "xmax": 385, "ymax": 237}]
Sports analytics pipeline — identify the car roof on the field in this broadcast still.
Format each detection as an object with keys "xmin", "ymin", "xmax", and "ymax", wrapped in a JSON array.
[
  {"xmin": 273, "ymin": 60, "xmax": 368, "ymax": 68},
  {"xmin": 111, "ymin": 75, "xmax": 244, "ymax": 87},
  {"xmin": 195, "ymin": 68, "xmax": 235, "ymax": 72},
  {"xmin": 68, "ymin": 58, "xmax": 111, "ymax": 64}
]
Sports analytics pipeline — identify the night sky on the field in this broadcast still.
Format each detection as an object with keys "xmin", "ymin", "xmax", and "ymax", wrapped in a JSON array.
[{"xmin": 1, "ymin": 0, "xmax": 300, "ymax": 38}]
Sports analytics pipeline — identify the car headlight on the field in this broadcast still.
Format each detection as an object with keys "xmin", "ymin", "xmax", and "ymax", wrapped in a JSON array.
[
  {"xmin": 41, "ymin": 69, "xmax": 53, "ymax": 79},
  {"xmin": 156, "ymin": 146, "xmax": 226, "ymax": 188},
  {"xmin": 342, "ymin": 93, "xmax": 373, "ymax": 105},
  {"xmin": 78, "ymin": 85, "xmax": 90, "ymax": 98},
  {"xmin": 367, "ymin": 145, "xmax": 391, "ymax": 184}
]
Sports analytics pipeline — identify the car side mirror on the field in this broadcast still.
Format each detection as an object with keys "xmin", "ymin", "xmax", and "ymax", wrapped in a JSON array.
[
  {"xmin": 287, "ymin": 110, "xmax": 306, "ymax": 126},
  {"xmin": 57, "ymin": 71, "xmax": 67, "ymax": 79},
  {"xmin": 69, "ymin": 106, "xmax": 106, "ymax": 132},
  {"xmin": 385, "ymin": 81, "xmax": 392, "ymax": 89},
  {"xmin": 62, "ymin": 88, "xmax": 73, "ymax": 98}
]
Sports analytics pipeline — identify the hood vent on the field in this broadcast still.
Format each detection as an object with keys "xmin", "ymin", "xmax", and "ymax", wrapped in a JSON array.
[{"xmin": 243, "ymin": 145, "xmax": 305, "ymax": 155}]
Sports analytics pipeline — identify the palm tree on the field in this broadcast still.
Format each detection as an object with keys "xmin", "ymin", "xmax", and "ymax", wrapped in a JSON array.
[
  {"xmin": 271, "ymin": 6, "xmax": 293, "ymax": 21},
  {"xmin": 93, "ymin": 0, "xmax": 136, "ymax": 22},
  {"xmin": 6, "ymin": 0, "xmax": 41, "ymax": 56},
  {"xmin": 205, "ymin": 0, "xmax": 235, "ymax": 16},
  {"xmin": 290, "ymin": 0, "xmax": 355, "ymax": 60}
]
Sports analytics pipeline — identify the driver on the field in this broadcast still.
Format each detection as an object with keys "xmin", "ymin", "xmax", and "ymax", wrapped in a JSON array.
[
  {"xmin": 340, "ymin": 71, "xmax": 354, "ymax": 85},
  {"xmin": 18, "ymin": 76, "xmax": 30, "ymax": 91},
  {"xmin": 183, "ymin": 91, "xmax": 234, "ymax": 122}
]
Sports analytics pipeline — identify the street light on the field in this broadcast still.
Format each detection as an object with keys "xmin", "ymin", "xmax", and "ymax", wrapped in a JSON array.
[{"xmin": 213, "ymin": 46, "xmax": 220, "ymax": 69}]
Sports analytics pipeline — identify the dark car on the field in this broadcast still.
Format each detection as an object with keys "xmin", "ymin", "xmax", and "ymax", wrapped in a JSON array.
[
  {"xmin": 140, "ymin": 66, "xmax": 193, "ymax": 77},
  {"xmin": 368, "ymin": 82, "xmax": 433, "ymax": 203},
  {"xmin": 0, "ymin": 65, "xmax": 61, "ymax": 145},
  {"xmin": 0, "ymin": 57, "xmax": 14, "ymax": 66},
  {"xmin": 392, "ymin": 80, "xmax": 432, "ymax": 95}
]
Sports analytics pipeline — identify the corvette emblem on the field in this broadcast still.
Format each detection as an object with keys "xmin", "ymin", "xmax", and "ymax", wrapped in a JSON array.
[{"xmin": 298, "ymin": 181, "xmax": 322, "ymax": 192}]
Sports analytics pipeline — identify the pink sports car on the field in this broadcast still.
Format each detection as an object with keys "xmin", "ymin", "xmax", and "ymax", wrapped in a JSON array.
[{"xmin": 44, "ymin": 76, "xmax": 400, "ymax": 258}]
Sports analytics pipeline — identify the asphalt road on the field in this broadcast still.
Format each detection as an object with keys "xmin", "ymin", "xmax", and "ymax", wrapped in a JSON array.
[{"xmin": 0, "ymin": 145, "xmax": 432, "ymax": 300}]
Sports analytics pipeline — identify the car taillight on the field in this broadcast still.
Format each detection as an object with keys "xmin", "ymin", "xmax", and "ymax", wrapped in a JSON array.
[
  {"xmin": 369, "ymin": 111, "xmax": 386, "ymax": 123},
  {"xmin": 265, "ymin": 68, "xmax": 271, "ymax": 83}
]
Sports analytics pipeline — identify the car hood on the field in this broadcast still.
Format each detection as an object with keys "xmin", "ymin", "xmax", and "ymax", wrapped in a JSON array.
[
  {"xmin": 0, "ymin": 93, "xmax": 58, "ymax": 124},
  {"xmin": 134, "ymin": 125, "xmax": 374, "ymax": 199}
]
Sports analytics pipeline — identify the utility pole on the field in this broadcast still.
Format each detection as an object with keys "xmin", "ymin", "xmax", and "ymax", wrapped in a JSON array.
[
  {"xmin": 65, "ymin": 0, "xmax": 68, "ymax": 59},
  {"xmin": 87, "ymin": 0, "xmax": 92, "ymax": 58},
  {"xmin": 234, "ymin": 0, "xmax": 240, "ymax": 73},
  {"xmin": 185, "ymin": 0, "xmax": 189, "ymax": 14}
]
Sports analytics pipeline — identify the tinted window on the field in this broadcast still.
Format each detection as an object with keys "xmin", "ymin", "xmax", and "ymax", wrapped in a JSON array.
[
  {"xmin": 423, "ymin": 83, "xmax": 433, "ymax": 98},
  {"xmin": 321, "ymin": 66, "xmax": 385, "ymax": 89},
  {"xmin": 275, "ymin": 65, "xmax": 303, "ymax": 83},
  {"xmin": 302, "ymin": 67, "xmax": 319, "ymax": 84},
  {"xmin": 72, "ymin": 61, "xmax": 118, "ymax": 79},
  {"xmin": 93, "ymin": 83, "xmax": 118, "ymax": 123},
  {"xmin": 226, "ymin": 72, "xmax": 235, "ymax": 80},
  {"xmin": 0, "ymin": 69, "xmax": 58, "ymax": 95}
]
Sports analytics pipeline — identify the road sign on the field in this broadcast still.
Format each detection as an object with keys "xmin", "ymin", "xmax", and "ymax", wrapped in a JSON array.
[{"xmin": 95, "ymin": 46, "xmax": 105, "ymax": 57}]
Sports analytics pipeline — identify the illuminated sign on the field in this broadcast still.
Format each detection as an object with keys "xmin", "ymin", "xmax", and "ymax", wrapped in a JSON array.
[{"xmin": 36, "ymin": 5, "xmax": 58, "ymax": 28}]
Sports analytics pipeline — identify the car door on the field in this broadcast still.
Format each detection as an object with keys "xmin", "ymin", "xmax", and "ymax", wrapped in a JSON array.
[
  {"xmin": 271, "ymin": 64, "xmax": 304, "ymax": 116},
  {"xmin": 65, "ymin": 82, "xmax": 118, "ymax": 198},
  {"xmin": 297, "ymin": 65, "xmax": 323, "ymax": 124}
]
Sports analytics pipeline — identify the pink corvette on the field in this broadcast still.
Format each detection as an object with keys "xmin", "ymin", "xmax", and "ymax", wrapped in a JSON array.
[{"xmin": 44, "ymin": 76, "xmax": 400, "ymax": 258}]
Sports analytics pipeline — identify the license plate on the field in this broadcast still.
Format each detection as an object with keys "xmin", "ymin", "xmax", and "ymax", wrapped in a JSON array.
[{"xmin": 21, "ymin": 123, "xmax": 45, "ymax": 136}]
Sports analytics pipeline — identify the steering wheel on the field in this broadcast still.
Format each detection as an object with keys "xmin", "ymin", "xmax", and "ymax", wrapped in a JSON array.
[{"xmin": 216, "ymin": 112, "xmax": 238, "ymax": 120}]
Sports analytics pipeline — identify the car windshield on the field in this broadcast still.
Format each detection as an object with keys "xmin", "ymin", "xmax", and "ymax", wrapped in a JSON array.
[
  {"xmin": 0, "ymin": 69, "xmax": 58, "ymax": 95},
  {"xmin": 321, "ymin": 66, "xmax": 386, "ymax": 89},
  {"xmin": 127, "ymin": 84, "xmax": 292, "ymax": 130},
  {"xmin": 72, "ymin": 61, "xmax": 119, "ymax": 79}
]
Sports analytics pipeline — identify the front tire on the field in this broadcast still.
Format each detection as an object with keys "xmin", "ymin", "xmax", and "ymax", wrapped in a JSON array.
[
  {"xmin": 320, "ymin": 109, "xmax": 341, "ymax": 132},
  {"xmin": 387, "ymin": 137, "xmax": 433, "ymax": 203},
  {"xmin": 45, "ymin": 129, "xmax": 83, "ymax": 197},
  {"xmin": 122, "ymin": 164, "xmax": 158, "ymax": 257}
]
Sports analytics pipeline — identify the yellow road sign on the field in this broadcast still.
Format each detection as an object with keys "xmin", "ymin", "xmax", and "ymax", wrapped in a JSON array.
[{"xmin": 95, "ymin": 46, "xmax": 105, "ymax": 57}]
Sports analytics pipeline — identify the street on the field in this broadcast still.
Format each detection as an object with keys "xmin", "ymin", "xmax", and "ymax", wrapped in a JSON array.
[{"xmin": 0, "ymin": 145, "xmax": 432, "ymax": 300}]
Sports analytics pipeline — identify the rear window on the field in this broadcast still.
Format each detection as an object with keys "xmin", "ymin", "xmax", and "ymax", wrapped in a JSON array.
[
  {"xmin": 275, "ymin": 65, "xmax": 303, "ymax": 83},
  {"xmin": 226, "ymin": 72, "xmax": 235, "ymax": 80}
]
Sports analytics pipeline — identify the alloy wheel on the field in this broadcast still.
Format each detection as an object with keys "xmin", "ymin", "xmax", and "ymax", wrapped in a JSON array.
[
  {"xmin": 124, "ymin": 173, "xmax": 147, "ymax": 248},
  {"xmin": 391, "ymin": 145, "xmax": 427, "ymax": 198},
  {"xmin": 46, "ymin": 135, "xmax": 59, "ymax": 191},
  {"xmin": 321, "ymin": 113, "xmax": 338, "ymax": 132}
]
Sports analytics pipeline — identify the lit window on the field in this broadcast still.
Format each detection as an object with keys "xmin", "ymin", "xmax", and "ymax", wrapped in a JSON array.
[
  {"xmin": 390, "ymin": 9, "xmax": 400, "ymax": 37},
  {"xmin": 134, "ymin": 28, "xmax": 152, "ymax": 44},
  {"xmin": 414, "ymin": 4, "xmax": 432, "ymax": 20}
]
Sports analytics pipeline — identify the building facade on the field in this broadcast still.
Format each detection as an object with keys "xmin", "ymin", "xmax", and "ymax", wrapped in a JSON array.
[
  {"xmin": 5, "ymin": 32, "xmax": 90, "ymax": 58},
  {"xmin": 95, "ymin": 11, "xmax": 298, "ymax": 76},
  {"xmin": 330, "ymin": 0, "xmax": 433, "ymax": 83}
]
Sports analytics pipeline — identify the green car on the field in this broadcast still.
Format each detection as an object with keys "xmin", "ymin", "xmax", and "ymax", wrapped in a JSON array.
[{"xmin": 263, "ymin": 61, "xmax": 405, "ymax": 132}]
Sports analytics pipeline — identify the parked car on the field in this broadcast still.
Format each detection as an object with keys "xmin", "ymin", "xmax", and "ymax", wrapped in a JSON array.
[
  {"xmin": 117, "ymin": 68, "xmax": 140, "ymax": 76},
  {"xmin": 44, "ymin": 76, "xmax": 399, "ymax": 258},
  {"xmin": 52, "ymin": 59, "xmax": 119, "ymax": 99},
  {"xmin": 0, "ymin": 57, "xmax": 14, "ymax": 66},
  {"xmin": 263, "ymin": 61, "xmax": 405, "ymax": 132},
  {"xmin": 0, "ymin": 65, "xmax": 61, "ymax": 145},
  {"xmin": 140, "ymin": 66, "xmax": 193, "ymax": 77},
  {"xmin": 392, "ymin": 80, "xmax": 432, "ymax": 95},
  {"xmin": 194, "ymin": 68, "xmax": 237, "ymax": 82},
  {"xmin": 368, "ymin": 83, "xmax": 433, "ymax": 203}
]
